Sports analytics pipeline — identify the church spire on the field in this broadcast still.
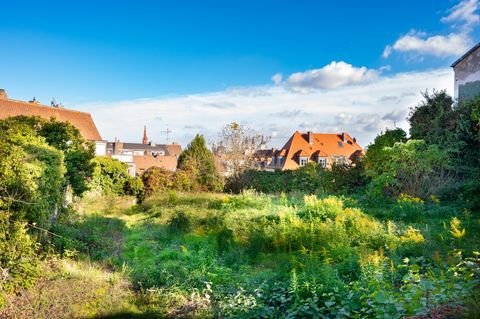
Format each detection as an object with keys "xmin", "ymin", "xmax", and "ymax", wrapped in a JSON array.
[{"xmin": 142, "ymin": 125, "xmax": 149, "ymax": 144}]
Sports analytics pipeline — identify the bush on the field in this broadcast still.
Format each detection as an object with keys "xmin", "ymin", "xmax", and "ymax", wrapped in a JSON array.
[
  {"xmin": 298, "ymin": 195, "xmax": 343, "ymax": 221},
  {"xmin": 89, "ymin": 157, "xmax": 130, "ymax": 196},
  {"xmin": 0, "ymin": 212, "xmax": 40, "ymax": 299},
  {"xmin": 168, "ymin": 211, "xmax": 191, "ymax": 234}
]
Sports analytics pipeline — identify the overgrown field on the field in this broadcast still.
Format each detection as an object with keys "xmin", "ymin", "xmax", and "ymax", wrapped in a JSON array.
[{"xmin": 4, "ymin": 191, "xmax": 478, "ymax": 318}]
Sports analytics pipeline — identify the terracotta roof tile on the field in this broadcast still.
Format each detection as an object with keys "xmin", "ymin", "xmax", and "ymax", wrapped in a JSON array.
[
  {"xmin": 165, "ymin": 144, "xmax": 182, "ymax": 157},
  {"xmin": 133, "ymin": 155, "xmax": 177, "ymax": 174},
  {"xmin": 0, "ymin": 98, "xmax": 102, "ymax": 141},
  {"xmin": 276, "ymin": 131, "xmax": 363, "ymax": 170}
]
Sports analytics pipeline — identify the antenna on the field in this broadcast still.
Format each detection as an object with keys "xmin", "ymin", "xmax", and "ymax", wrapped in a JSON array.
[{"xmin": 160, "ymin": 127, "xmax": 172, "ymax": 144}]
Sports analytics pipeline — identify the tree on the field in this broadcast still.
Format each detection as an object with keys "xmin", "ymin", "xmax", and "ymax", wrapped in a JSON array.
[
  {"xmin": 89, "ymin": 157, "xmax": 130, "ymax": 195},
  {"xmin": 364, "ymin": 128, "xmax": 407, "ymax": 173},
  {"xmin": 0, "ymin": 116, "xmax": 94, "ymax": 196},
  {"xmin": 39, "ymin": 118, "xmax": 95, "ymax": 196},
  {"xmin": 217, "ymin": 122, "xmax": 268, "ymax": 177},
  {"xmin": 141, "ymin": 166, "xmax": 175, "ymax": 197},
  {"xmin": 178, "ymin": 134, "xmax": 222, "ymax": 191},
  {"xmin": 408, "ymin": 90, "xmax": 457, "ymax": 150},
  {"xmin": 368, "ymin": 140, "xmax": 453, "ymax": 198}
]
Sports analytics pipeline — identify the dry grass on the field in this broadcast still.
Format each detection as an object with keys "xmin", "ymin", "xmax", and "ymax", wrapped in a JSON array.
[{"xmin": 0, "ymin": 258, "xmax": 139, "ymax": 319}]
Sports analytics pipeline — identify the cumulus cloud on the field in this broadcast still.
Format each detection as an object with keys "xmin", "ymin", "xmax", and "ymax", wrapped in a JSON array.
[
  {"xmin": 386, "ymin": 31, "xmax": 471, "ymax": 58},
  {"xmin": 383, "ymin": 0, "xmax": 477, "ymax": 59},
  {"xmin": 271, "ymin": 73, "xmax": 283, "ymax": 85},
  {"xmin": 76, "ymin": 68, "xmax": 452, "ymax": 149},
  {"xmin": 274, "ymin": 61, "xmax": 379, "ymax": 91}
]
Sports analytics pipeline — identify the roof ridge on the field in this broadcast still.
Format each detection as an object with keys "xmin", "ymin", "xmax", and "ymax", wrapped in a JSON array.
[{"xmin": 3, "ymin": 98, "xmax": 93, "ymax": 116}]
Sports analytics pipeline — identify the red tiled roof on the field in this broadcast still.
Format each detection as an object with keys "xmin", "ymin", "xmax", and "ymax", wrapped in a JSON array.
[
  {"xmin": 0, "ymin": 98, "xmax": 102, "ymax": 141},
  {"xmin": 165, "ymin": 144, "xmax": 182, "ymax": 157},
  {"xmin": 133, "ymin": 155, "xmax": 177, "ymax": 174},
  {"xmin": 276, "ymin": 131, "xmax": 363, "ymax": 170}
]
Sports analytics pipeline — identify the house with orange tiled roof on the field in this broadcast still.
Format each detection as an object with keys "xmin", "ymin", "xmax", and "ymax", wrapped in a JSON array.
[
  {"xmin": 0, "ymin": 89, "xmax": 107, "ymax": 155},
  {"xmin": 269, "ymin": 131, "xmax": 363, "ymax": 170}
]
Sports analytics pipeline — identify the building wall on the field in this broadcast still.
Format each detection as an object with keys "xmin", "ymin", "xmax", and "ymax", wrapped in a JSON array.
[
  {"xmin": 95, "ymin": 141, "xmax": 107, "ymax": 156},
  {"xmin": 454, "ymin": 46, "xmax": 480, "ymax": 100}
]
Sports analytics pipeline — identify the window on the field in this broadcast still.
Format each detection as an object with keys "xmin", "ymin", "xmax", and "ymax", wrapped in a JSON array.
[
  {"xmin": 333, "ymin": 156, "xmax": 346, "ymax": 166},
  {"xmin": 318, "ymin": 157, "xmax": 327, "ymax": 168},
  {"xmin": 299, "ymin": 156, "xmax": 309, "ymax": 166},
  {"xmin": 277, "ymin": 156, "xmax": 284, "ymax": 166}
]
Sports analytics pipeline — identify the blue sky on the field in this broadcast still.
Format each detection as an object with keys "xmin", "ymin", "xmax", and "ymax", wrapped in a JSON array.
[{"xmin": 0, "ymin": 0, "xmax": 479, "ymax": 146}]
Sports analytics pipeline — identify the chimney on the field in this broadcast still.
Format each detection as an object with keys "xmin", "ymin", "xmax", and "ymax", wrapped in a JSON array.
[
  {"xmin": 307, "ymin": 131, "xmax": 313, "ymax": 145},
  {"xmin": 341, "ymin": 132, "xmax": 346, "ymax": 142},
  {"xmin": 115, "ymin": 141, "xmax": 124, "ymax": 155},
  {"xmin": 0, "ymin": 89, "xmax": 7, "ymax": 99}
]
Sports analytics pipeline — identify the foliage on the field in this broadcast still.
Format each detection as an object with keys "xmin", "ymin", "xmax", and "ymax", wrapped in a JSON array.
[
  {"xmin": 141, "ymin": 167, "xmax": 175, "ymax": 198},
  {"xmin": 178, "ymin": 134, "xmax": 223, "ymax": 191},
  {"xmin": 48, "ymin": 192, "xmax": 480, "ymax": 318},
  {"xmin": 0, "ymin": 259, "xmax": 140, "ymax": 318},
  {"xmin": 0, "ymin": 118, "xmax": 66, "ymax": 227},
  {"xmin": 90, "ymin": 157, "xmax": 130, "ymax": 195},
  {"xmin": 124, "ymin": 176, "xmax": 145, "ymax": 200},
  {"xmin": 364, "ymin": 128, "xmax": 407, "ymax": 173},
  {"xmin": 408, "ymin": 90, "xmax": 456, "ymax": 150},
  {"xmin": 367, "ymin": 140, "xmax": 453, "ymax": 199},
  {"xmin": 0, "ymin": 212, "xmax": 40, "ymax": 302},
  {"xmin": 226, "ymin": 161, "xmax": 368, "ymax": 195},
  {"xmin": 0, "ymin": 116, "xmax": 94, "ymax": 196}
]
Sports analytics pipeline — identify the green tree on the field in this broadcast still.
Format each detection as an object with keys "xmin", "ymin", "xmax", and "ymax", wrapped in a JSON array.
[
  {"xmin": 39, "ymin": 118, "xmax": 95, "ymax": 196},
  {"xmin": 89, "ymin": 157, "xmax": 130, "ymax": 195},
  {"xmin": 141, "ymin": 166, "xmax": 175, "ymax": 197},
  {"xmin": 0, "ymin": 118, "xmax": 65, "ymax": 227},
  {"xmin": 368, "ymin": 140, "xmax": 452, "ymax": 198},
  {"xmin": 178, "ymin": 134, "xmax": 222, "ymax": 191},
  {"xmin": 364, "ymin": 128, "xmax": 407, "ymax": 174},
  {"xmin": 408, "ymin": 90, "xmax": 457, "ymax": 150},
  {"xmin": 0, "ymin": 116, "xmax": 94, "ymax": 196}
]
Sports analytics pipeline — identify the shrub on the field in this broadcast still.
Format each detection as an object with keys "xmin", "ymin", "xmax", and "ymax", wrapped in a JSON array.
[
  {"xmin": 221, "ymin": 189, "xmax": 272, "ymax": 210},
  {"xmin": 298, "ymin": 195, "xmax": 343, "ymax": 221},
  {"xmin": 89, "ymin": 157, "xmax": 130, "ymax": 196},
  {"xmin": 168, "ymin": 211, "xmax": 191, "ymax": 234},
  {"xmin": 0, "ymin": 212, "xmax": 40, "ymax": 298},
  {"xmin": 124, "ymin": 176, "xmax": 145, "ymax": 201},
  {"xmin": 141, "ymin": 167, "xmax": 175, "ymax": 197}
]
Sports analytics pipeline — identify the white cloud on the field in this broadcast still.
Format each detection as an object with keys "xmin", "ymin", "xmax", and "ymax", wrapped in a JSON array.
[
  {"xmin": 383, "ymin": 45, "xmax": 393, "ymax": 58},
  {"xmin": 271, "ymin": 73, "xmax": 283, "ymax": 85},
  {"xmin": 276, "ymin": 61, "xmax": 379, "ymax": 91},
  {"xmin": 388, "ymin": 31, "xmax": 471, "ymax": 58},
  {"xmin": 442, "ymin": 0, "xmax": 480, "ymax": 30},
  {"xmin": 76, "ymin": 68, "xmax": 453, "ymax": 149},
  {"xmin": 383, "ymin": 0, "xmax": 477, "ymax": 59}
]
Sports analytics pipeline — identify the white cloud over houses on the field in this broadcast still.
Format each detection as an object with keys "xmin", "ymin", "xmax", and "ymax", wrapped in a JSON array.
[
  {"xmin": 277, "ymin": 61, "xmax": 379, "ymax": 91},
  {"xmin": 383, "ymin": 0, "xmax": 478, "ymax": 59},
  {"xmin": 77, "ymin": 68, "xmax": 453, "ymax": 150}
]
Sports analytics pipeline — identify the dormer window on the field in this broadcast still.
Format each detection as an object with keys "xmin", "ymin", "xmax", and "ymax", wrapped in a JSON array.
[
  {"xmin": 299, "ymin": 156, "xmax": 309, "ymax": 167},
  {"xmin": 277, "ymin": 156, "xmax": 284, "ymax": 165},
  {"xmin": 333, "ymin": 156, "xmax": 346, "ymax": 165},
  {"xmin": 317, "ymin": 157, "xmax": 327, "ymax": 168}
]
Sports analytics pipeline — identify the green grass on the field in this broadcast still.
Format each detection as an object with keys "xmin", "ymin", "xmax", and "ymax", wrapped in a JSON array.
[{"xmin": 8, "ymin": 191, "xmax": 479, "ymax": 318}]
